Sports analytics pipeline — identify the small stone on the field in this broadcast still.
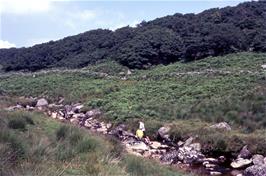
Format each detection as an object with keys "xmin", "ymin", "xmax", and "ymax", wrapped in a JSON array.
[
  {"xmin": 51, "ymin": 112, "xmax": 57, "ymax": 119},
  {"xmin": 184, "ymin": 137, "xmax": 194, "ymax": 146},
  {"xmin": 70, "ymin": 118, "xmax": 79, "ymax": 125},
  {"xmin": 231, "ymin": 158, "xmax": 252, "ymax": 169},
  {"xmin": 238, "ymin": 145, "xmax": 251, "ymax": 159},
  {"xmin": 210, "ymin": 122, "xmax": 231, "ymax": 131},
  {"xmin": 210, "ymin": 171, "xmax": 222, "ymax": 175},
  {"xmin": 190, "ymin": 143, "xmax": 201, "ymax": 151},
  {"xmin": 106, "ymin": 123, "xmax": 112, "ymax": 129},
  {"xmin": 205, "ymin": 163, "xmax": 217, "ymax": 168},
  {"xmin": 177, "ymin": 141, "xmax": 184, "ymax": 146},
  {"xmin": 252, "ymin": 154, "xmax": 265, "ymax": 166}
]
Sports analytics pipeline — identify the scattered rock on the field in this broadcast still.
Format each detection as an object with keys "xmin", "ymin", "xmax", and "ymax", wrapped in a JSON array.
[
  {"xmin": 230, "ymin": 170, "xmax": 243, "ymax": 176},
  {"xmin": 210, "ymin": 122, "xmax": 231, "ymax": 131},
  {"xmin": 203, "ymin": 158, "xmax": 219, "ymax": 164},
  {"xmin": 127, "ymin": 69, "xmax": 132, "ymax": 75},
  {"xmin": 238, "ymin": 145, "xmax": 251, "ymax": 159},
  {"xmin": 51, "ymin": 112, "xmax": 57, "ymax": 119},
  {"xmin": 210, "ymin": 171, "xmax": 222, "ymax": 175},
  {"xmin": 129, "ymin": 141, "xmax": 149, "ymax": 152},
  {"xmin": 150, "ymin": 141, "xmax": 162, "ymax": 149},
  {"xmin": 231, "ymin": 158, "xmax": 252, "ymax": 169},
  {"xmin": 70, "ymin": 118, "xmax": 79, "ymax": 125},
  {"xmin": 177, "ymin": 141, "xmax": 184, "ymax": 147},
  {"xmin": 252, "ymin": 154, "xmax": 265, "ymax": 166},
  {"xmin": 157, "ymin": 126, "xmax": 171, "ymax": 142},
  {"xmin": 244, "ymin": 164, "xmax": 266, "ymax": 176},
  {"xmin": 36, "ymin": 98, "xmax": 48, "ymax": 107},
  {"xmin": 72, "ymin": 104, "xmax": 84, "ymax": 113},
  {"xmin": 189, "ymin": 143, "xmax": 201, "ymax": 152},
  {"xmin": 86, "ymin": 109, "xmax": 101, "ymax": 117},
  {"xmin": 177, "ymin": 146, "xmax": 205, "ymax": 164},
  {"xmin": 72, "ymin": 113, "xmax": 86, "ymax": 119},
  {"xmin": 106, "ymin": 123, "xmax": 112, "ymax": 129},
  {"xmin": 161, "ymin": 150, "xmax": 179, "ymax": 164},
  {"xmin": 184, "ymin": 137, "xmax": 194, "ymax": 146}
]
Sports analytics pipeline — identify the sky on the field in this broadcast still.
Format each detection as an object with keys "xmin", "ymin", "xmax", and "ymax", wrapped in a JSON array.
[{"xmin": 0, "ymin": 0, "xmax": 251, "ymax": 48}]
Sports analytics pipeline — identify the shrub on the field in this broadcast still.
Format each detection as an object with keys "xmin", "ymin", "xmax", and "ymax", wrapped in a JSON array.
[
  {"xmin": 8, "ymin": 119, "xmax": 26, "ymax": 130},
  {"xmin": 76, "ymin": 137, "xmax": 97, "ymax": 153},
  {"xmin": 56, "ymin": 126, "xmax": 69, "ymax": 140}
]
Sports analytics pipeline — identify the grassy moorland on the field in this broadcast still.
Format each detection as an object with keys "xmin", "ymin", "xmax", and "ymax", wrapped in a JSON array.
[
  {"xmin": 0, "ymin": 109, "xmax": 185, "ymax": 176},
  {"xmin": 0, "ymin": 52, "xmax": 266, "ymax": 156}
]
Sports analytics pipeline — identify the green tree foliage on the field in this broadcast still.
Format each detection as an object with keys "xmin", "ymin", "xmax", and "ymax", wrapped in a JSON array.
[{"xmin": 0, "ymin": 1, "xmax": 265, "ymax": 71}]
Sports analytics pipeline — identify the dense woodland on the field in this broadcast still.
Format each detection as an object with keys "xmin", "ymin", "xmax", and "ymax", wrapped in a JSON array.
[{"xmin": 0, "ymin": 1, "xmax": 266, "ymax": 71}]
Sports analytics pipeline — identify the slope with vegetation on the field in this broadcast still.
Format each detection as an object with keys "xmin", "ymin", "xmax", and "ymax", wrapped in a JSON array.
[
  {"xmin": 0, "ymin": 107, "xmax": 187, "ymax": 176},
  {"xmin": 0, "ymin": 1, "xmax": 266, "ymax": 71},
  {"xmin": 1, "ymin": 52, "xmax": 266, "ymax": 157}
]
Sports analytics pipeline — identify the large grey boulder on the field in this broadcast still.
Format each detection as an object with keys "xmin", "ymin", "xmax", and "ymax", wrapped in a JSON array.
[
  {"xmin": 244, "ymin": 164, "xmax": 266, "ymax": 176},
  {"xmin": 157, "ymin": 126, "xmax": 171, "ymax": 142},
  {"xmin": 36, "ymin": 98, "xmax": 48, "ymax": 107}
]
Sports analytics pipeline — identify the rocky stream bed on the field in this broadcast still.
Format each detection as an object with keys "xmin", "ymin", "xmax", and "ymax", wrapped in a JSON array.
[{"xmin": 5, "ymin": 97, "xmax": 266, "ymax": 176}]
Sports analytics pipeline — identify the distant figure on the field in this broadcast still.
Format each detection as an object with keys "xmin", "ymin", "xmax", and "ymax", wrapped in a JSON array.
[
  {"xmin": 136, "ymin": 121, "xmax": 150, "ymax": 144},
  {"xmin": 139, "ymin": 121, "xmax": 145, "ymax": 132}
]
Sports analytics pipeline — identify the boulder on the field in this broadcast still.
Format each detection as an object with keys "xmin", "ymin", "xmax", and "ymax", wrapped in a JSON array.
[
  {"xmin": 36, "ymin": 98, "xmax": 48, "ymax": 107},
  {"xmin": 252, "ymin": 154, "xmax": 265, "ymax": 166},
  {"xmin": 238, "ymin": 145, "xmax": 251, "ymax": 159},
  {"xmin": 244, "ymin": 164, "xmax": 266, "ymax": 176},
  {"xmin": 72, "ymin": 113, "xmax": 86, "ymax": 119},
  {"xmin": 129, "ymin": 141, "xmax": 149, "ymax": 152},
  {"xmin": 177, "ymin": 146, "xmax": 205, "ymax": 164},
  {"xmin": 72, "ymin": 104, "xmax": 84, "ymax": 113},
  {"xmin": 150, "ymin": 141, "xmax": 162, "ymax": 149},
  {"xmin": 184, "ymin": 137, "xmax": 194, "ymax": 146},
  {"xmin": 231, "ymin": 158, "xmax": 252, "ymax": 169},
  {"xmin": 70, "ymin": 118, "xmax": 79, "ymax": 125},
  {"xmin": 161, "ymin": 150, "xmax": 179, "ymax": 164},
  {"xmin": 189, "ymin": 143, "xmax": 201, "ymax": 152},
  {"xmin": 86, "ymin": 109, "xmax": 101, "ymax": 118},
  {"xmin": 157, "ymin": 126, "xmax": 171, "ymax": 142},
  {"xmin": 261, "ymin": 64, "xmax": 266, "ymax": 69},
  {"xmin": 210, "ymin": 122, "xmax": 231, "ymax": 131}
]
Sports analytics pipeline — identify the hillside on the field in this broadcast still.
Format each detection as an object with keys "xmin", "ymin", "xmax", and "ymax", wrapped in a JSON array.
[
  {"xmin": 1, "ymin": 52, "xmax": 266, "ymax": 154},
  {"xmin": 0, "ymin": 1, "xmax": 266, "ymax": 71},
  {"xmin": 0, "ymin": 108, "xmax": 187, "ymax": 176}
]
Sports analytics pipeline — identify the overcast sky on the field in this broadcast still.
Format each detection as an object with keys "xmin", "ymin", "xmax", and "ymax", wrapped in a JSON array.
[{"xmin": 0, "ymin": 0, "xmax": 250, "ymax": 48}]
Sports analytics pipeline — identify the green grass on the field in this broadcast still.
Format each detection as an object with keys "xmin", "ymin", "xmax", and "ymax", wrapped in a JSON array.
[
  {"xmin": 1, "ymin": 52, "xmax": 265, "ymax": 128},
  {"xmin": 0, "ymin": 52, "xmax": 266, "ymax": 156},
  {"xmin": 0, "ymin": 110, "xmax": 187, "ymax": 176}
]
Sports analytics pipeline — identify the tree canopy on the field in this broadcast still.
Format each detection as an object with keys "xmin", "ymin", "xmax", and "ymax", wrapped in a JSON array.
[{"xmin": 0, "ymin": 1, "xmax": 265, "ymax": 71}]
